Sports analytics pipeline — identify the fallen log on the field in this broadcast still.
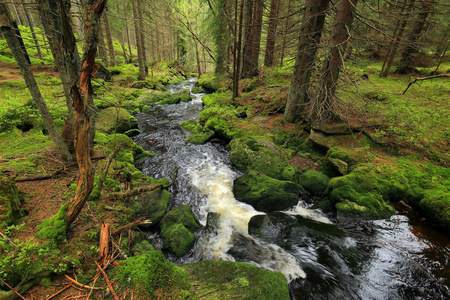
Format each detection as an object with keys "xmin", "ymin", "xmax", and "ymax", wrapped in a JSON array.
[
  {"xmin": 111, "ymin": 217, "xmax": 152, "ymax": 236},
  {"xmin": 99, "ymin": 223, "xmax": 111, "ymax": 266}
]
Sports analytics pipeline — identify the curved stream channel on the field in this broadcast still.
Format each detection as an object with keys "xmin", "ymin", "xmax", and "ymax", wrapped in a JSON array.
[{"xmin": 133, "ymin": 79, "xmax": 450, "ymax": 299}]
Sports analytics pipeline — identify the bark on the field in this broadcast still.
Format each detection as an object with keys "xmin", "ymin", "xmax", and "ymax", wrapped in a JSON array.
[
  {"xmin": 264, "ymin": 0, "xmax": 279, "ymax": 67},
  {"xmin": 137, "ymin": 0, "xmax": 147, "ymax": 74},
  {"xmin": 241, "ymin": 0, "xmax": 264, "ymax": 78},
  {"xmin": 66, "ymin": 0, "xmax": 106, "ymax": 226},
  {"xmin": 396, "ymin": 0, "xmax": 434, "ymax": 74},
  {"xmin": 284, "ymin": 0, "xmax": 330, "ymax": 123},
  {"xmin": 103, "ymin": 11, "xmax": 115, "ymax": 67},
  {"xmin": 279, "ymin": 0, "xmax": 292, "ymax": 66},
  {"xmin": 132, "ymin": 0, "xmax": 146, "ymax": 80},
  {"xmin": 0, "ymin": 2, "xmax": 72, "ymax": 162},
  {"xmin": 99, "ymin": 223, "xmax": 110, "ymax": 266},
  {"xmin": 124, "ymin": 2, "xmax": 132, "ymax": 61},
  {"xmin": 310, "ymin": 0, "xmax": 358, "ymax": 123},
  {"xmin": 97, "ymin": 16, "xmax": 108, "ymax": 67},
  {"xmin": 241, "ymin": 0, "xmax": 253, "ymax": 77},
  {"xmin": 380, "ymin": 0, "xmax": 416, "ymax": 77},
  {"xmin": 232, "ymin": 0, "xmax": 244, "ymax": 99}
]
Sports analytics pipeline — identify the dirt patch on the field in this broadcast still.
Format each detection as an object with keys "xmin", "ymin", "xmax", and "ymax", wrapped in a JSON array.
[{"xmin": 0, "ymin": 61, "xmax": 58, "ymax": 81}]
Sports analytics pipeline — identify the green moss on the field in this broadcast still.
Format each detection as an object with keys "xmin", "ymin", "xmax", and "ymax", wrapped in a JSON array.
[
  {"xmin": 282, "ymin": 166, "xmax": 298, "ymax": 181},
  {"xmin": 130, "ymin": 189, "xmax": 171, "ymax": 227},
  {"xmin": 181, "ymin": 260, "xmax": 290, "ymax": 300},
  {"xmin": 180, "ymin": 120, "xmax": 215, "ymax": 144},
  {"xmin": 113, "ymin": 250, "xmax": 192, "ymax": 299},
  {"xmin": 96, "ymin": 107, "xmax": 138, "ymax": 134},
  {"xmin": 233, "ymin": 171, "xmax": 304, "ymax": 212},
  {"xmin": 195, "ymin": 73, "xmax": 221, "ymax": 92},
  {"xmin": 0, "ymin": 174, "xmax": 27, "ymax": 227},
  {"xmin": 36, "ymin": 204, "xmax": 68, "ymax": 244},
  {"xmin": 230, "ymin": 137, "xmax": 290, "ymax": 179},
  {"xmin": 298, "ymin": 170, "xmax": 330, "ymax": 194},
  {"xmin": 201, "ymin": 92, "xmax": 232, "ymax": 106}
]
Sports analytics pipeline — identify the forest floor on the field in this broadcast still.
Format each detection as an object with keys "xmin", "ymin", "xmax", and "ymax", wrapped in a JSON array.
[{"xmin": 0, "ymin": 57, "xmax": 449, "ymax": 299}]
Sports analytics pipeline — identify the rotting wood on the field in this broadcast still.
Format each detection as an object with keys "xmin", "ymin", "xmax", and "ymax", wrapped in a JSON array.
[
  {"xmin": 111, "ymin": 217, "xmax": 151, "ymax": 236},
  {"xmin": 95, "ymin": 261, "xmax": 119, "ymax": 300},
  {"xmin": 99, "ymin": 223, "xmax": 111, "ymax": 266},
  {"xmin": 402, "ymin": 74, "xmax": 450, "ymax": 94}
]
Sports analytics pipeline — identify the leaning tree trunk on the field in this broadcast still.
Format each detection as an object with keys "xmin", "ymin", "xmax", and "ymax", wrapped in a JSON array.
[
  {"xmin": 0, "ymin": 2, "xmax": 71, "ymax": 162},
  {"xmin": 264, "ymin": 0, "xmax": 279, "ymax": 67},
  {"xmin": 396, "ymin": 0, "xmax": 434, "ymax": 74},
  {"xmin": 310, "ymin": 0, "xmax": 358, "ymax": 123},
  {"xmin": 132, "ymin": 0, "xmax": 146, "ymax": 80},
  {"xmin": 284, "ymin": 0, "xmax": 330, "ymax": 123},
  {"xmin": 66, "ymin": 0, "xmax": 106, "ymax": 226}
]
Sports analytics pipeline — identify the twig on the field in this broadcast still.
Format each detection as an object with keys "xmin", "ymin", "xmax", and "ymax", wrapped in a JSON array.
[
  {"xmin": 64, "ymin": 275, "xmax": 102, "ymax": 290},
  {"xmin": 85, "ymin": 275, "xmax": 99, "ymax": 300},
  {"xmin": 0, "ymin": 278, "xmax": 27, "ymax": 300},
  {"xmin": 402, "ymin": 74, "xmax": 450, "ymax": 94},
  {"xmin": 46, "ymin": 285, "xmax": 71, "ymax": 300},
  {"xmin": 0, "ymin": 231, "xmax": 20, "ymax": 248},
  {"xmin": 94, "ymin": 261, "xmax": 119, "ymax": 300}
]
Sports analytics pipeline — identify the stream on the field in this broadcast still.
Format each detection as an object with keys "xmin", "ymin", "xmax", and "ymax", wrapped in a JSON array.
[{"xmin": 133, "ymin": 78, "xmax": 450, "ymax": 299}]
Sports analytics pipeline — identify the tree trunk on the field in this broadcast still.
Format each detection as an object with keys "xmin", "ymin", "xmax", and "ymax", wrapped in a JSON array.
[
  {"xmin": 132, "ymin": 0, "xmax": 146, "ymax": 80},
  {"xmin": 103, "ymin": 11, "xmax": 115, "ymax": 67},
  {"xmin": 97, "ymin": 17, "xmax": 108, "ymax": 67},
  {"xmin": 0, "ymin": 2, "xmax": 72, "ymax": 162},
  {"xmin": 241, "ymin": 0, "xmax": 254, "ymax": 78},
  {"xmin": 264, "ymin": 0, "xmax": 279, "ymax": 67},
  {"xmin": 310, "ymin": 0, "xmax": 358, "ymax": 123},
  {"xmin": 232, "ymin": 0, "xmax": 244, "ymax": 100},
  {"xmin": 284, "ymin": 0, "xmax": 330, "ymax": 123},
  {"xmin": 279, "ymin": 0, "xmax": 292, "ymax": 66},
  {"xmin": 241, "ymin": 0, "xmax": 263, "ymax": 78},
  {"xmin": 124, "ymin": 3, "xmax": 132, "ymax": 62},
  {"xmin": 380, "ymin": 0, "xmax": 415, "ymax": 77},
  {"xmin": 66, "ymin": 0, "xmax": 106, "ymax": 226},
  {"xmin": 23, "ymin": 0, "xmax": 43, "ymax": 59},
  {"xmin": 249, "ymin": 0, "xmax": 264, "ymax": 75},
  {"xmin": 137, "ymin": 0, "xmax": 147, "ymax": 74},
  {"xmin": 396, "ymin": 0, "xmax": 434, "ymax": 74}
]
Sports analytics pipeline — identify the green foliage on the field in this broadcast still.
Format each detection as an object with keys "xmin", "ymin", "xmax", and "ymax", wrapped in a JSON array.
[
  {"xmin": 36, "ymin": 204, "xmax": 68, "ymax": 245},
  {"xmin": 113, "ymin": 250, "xmax": 192, "ymax": 299}
]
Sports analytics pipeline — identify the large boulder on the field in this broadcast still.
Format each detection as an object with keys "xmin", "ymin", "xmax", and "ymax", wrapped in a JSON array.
[
  {"xmin": 233, "ymin": 171, "xmax": 303, "ymax": 212},
  {"xmin": 128, "ymin": 189, "xmax": 171, "ymax": 229},
  {"xmin": 0, "ymin": 174, "xmax": 27, "ymax": 227},
  {"xmin": 96, "ymin": 107, "xmax": 138, "ymax": 134},
  {"xmin": 181, "ymin": 260, "xmax": 290, "ymax": 300},
  {"xmin": 160, "ymin": 205, "xmax": 201, "ymax": 257},
  {"xmin": 180, "ymin": 120, "xmax": 214, "ymax": 144},
  {"xmin": 230, "ymin": 137, "xmax": 292, "ymax": 180},
  {"xmin": 298, "ymin": 170, "xmax": 330, "ymax": 195}
]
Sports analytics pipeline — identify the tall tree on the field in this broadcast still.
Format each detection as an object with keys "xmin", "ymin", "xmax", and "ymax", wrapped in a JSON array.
[
  {"xmin": 97, "ymin": 17, "xmax": 108, "ymax": 66},
  {"xmin": 132, "ymin": 0, "xmax": 146, "ymax": 80},
  {"xmin": 0, "ymin": 1, "xmax": 72, "ymax": 162},
  {"xmin": 103, "ymin": 11, "xmax": 116, "ymax": 67},
  {"xmin": 284, "ymin": 0, "xmax": 330, "ymax": 123},
  {"xmin": 241, "ymin": 0, "xmax": 264, "ymax": 78},
  {"xmin": 309, "ymin": 0, "xmax": 358, "ymax": 123},
  {"xmin": 22, "ymin": 0, "xmax": 44, "ymax": 60},
  {"xmin": 396, "ymin": 0, "xmax": 434, "ymax": 74},
  {"xmin": 264, "ymin": 0, "xmax": 279, "ymax": 67}
]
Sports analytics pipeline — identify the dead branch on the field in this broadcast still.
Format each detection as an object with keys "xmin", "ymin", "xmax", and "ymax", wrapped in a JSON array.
[
  {"xmin": 99, "ymin": 223, "xmax": 111, "ymax": 266},
  {"xmin": 64, "ymin": 275, "xmax": 102, "ymax": 290},
  {"xmin": 97, "ymin": 145, "xmax": 121, "ymax": 195},
  {"xmin": 0, "ymin": 278, "xmax": 27, "ymax": 300},
  {"xmin": 108, "ymin": 183, "xmax": 162, "ymax": 198},
  {"xmin": 402, "ymin": 74, "xmax": 450, "ymax": 94},
  {"xmin": 94, "ymin": 261, "xmax": 119, "ymax": 300},
  {"xmin": 0, "ymin": 231, "xmax": 20, "ymax": 248},
  {"xmin": 46, "ymin": 285, "xmax": 71, "ymax": 300},
  {"xmin": 111, "ymin": 217, "xmax": 151, "ymax": 236}
]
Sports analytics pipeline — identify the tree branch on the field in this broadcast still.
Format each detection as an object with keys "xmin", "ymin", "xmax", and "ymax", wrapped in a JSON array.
[{"xmin": 402, "ymin": 74, "xmax": 450, "ymax": 94}]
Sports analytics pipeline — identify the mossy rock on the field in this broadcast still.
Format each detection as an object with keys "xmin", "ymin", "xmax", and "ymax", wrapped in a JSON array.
[
  {"xmin": 0, "ymin": 174, "xmax": 27, "ymax": 227},
  {"xmin": 298, "ymin": 170, "xmax": 330, "ymax": 195},
  {"xmin": 103, "ymin": 133, "xmax": 155, "ymax": 164},
  {"xmin": 96, "ymin": 107, "xmax": 138, "ymax": 134},
  {"xmin": 199, "ymin": 106, "xmax": 243, "ymax": 140},
  {"xmin": 158, "ymin": 89, "xmax": 191, "ymax": 104},
  {"xmin": 195, "ymin": 74, "xmax": 220, "ymax": 93},
  {"xmin": 136, "ymin": 90, "xmax": 169, "ymax": 105},
  {"xmin": 180, "ymin": 120, "xmax": 215, "ymax": 144},
  {"xmin": 328, "ymin": 164, "xmax": 396, "ymax": 219},
  {"xmin": 113, "ymin": 250, "xmax": 192, "ymax": 299},
  {"xmin": 129, "ymin": 189, "xmax": 171, "ymax": 229},
  {"xmin": 181, "ymin": 260, "xmax": 290, "ymax": 299},
  {"xmin": 248, "ymin": 212, "xmax": 298, "ymax": 239},
  {"xmin": 230, "ymin": 137, "xmax": 290, "ymax": 180},
  {"xmin": 160, "ymin": 205, "xmax": 201, "ymax": 257},
  {"xmin": 233, "ymin": 171, "xmax": 304, "ymax": 212},
  {"xmin": 201, "ymin": 92, "xmax": 232, "ymax": 106}
]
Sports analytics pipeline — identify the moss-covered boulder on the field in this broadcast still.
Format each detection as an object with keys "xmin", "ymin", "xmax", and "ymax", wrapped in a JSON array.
[
  {"xmin": 136, "ymin": 89, "xmax": 168, "ymax": 105},
  {"xmin": 160, "ymin": 205, "xmax": 201, "ymax": 257},
  {"xmin": 96, "ymin": 107, "xmax": 138, "ymax": 134},
  {"xmin": 181, "ymin": 260, "xmax": 290, "ymax": 300},
  {"xmin": 113, "ymin": 250, "xmax": 192, "ymax": 299},
  {"xmin": 180, "ymin": 120, "xmax": 215, "ymax": 144},
  {"xmin": 298, "ymin": 170, "xmax": 330, "ymax": 195},
  {"xmin": 128, "ymin": 189, "xmax": 171, "ymax": 229},
  {"xmin": 328, "ymin": 164, "xmax": 396, "ymax": 219},
  {"xmin": 230, "ymin": 137, "xmax": 291, "ymax": 180},
  {"xmin": 233, "ymin": 171, "xmax": 303, "ymax": 212},
  {"xmin": 101, "ymin": 133, "xmax": 154, "ymax": 164},
  {"xmin": 0, "ymin": 174, "xmax": 27, "ymax": 227}
]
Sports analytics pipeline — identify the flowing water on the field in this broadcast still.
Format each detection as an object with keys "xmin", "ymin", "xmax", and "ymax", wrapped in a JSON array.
[{"xmin": 133, "ymin": 79, "xmax": 450, "ymax": 299}]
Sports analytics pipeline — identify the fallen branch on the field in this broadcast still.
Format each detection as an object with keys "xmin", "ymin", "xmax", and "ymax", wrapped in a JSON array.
[
  {"xmin": 64, "ymin": 275, "xmax": 102, "ymax": 290},
  {"xmin": 99, "ymin": 223, "xmax": 111, "ymax": 266},
  {"xmin": 111, "ymin": 217, "xmax": 151, "ymax": 236},
  {"xmin": 0, "ymin": 231, "xmax": 20, "ymax": 248},
  {"xmin": 14, "ymin": 156, "xmax": 107, "ymax": 182},
  {"xmin": 0, "ymin": 278, "xmax": 27, "ymax": 300},
  {"xmin": 402, "ymin": 74, "xmax": 450, "ymax": 94},
  {"xmin": 46, "ymin": 285, "xmax": 71, "ymax": 300},
  {"xmin": 95, "ymin": 261, "xmax": 119, "ymax": 300},
  {"xmin": 109, "ymin": 183, "xmax": 162, "ymax": 198}
]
